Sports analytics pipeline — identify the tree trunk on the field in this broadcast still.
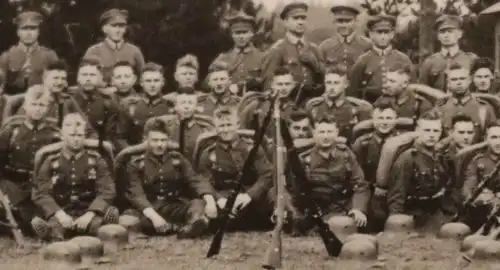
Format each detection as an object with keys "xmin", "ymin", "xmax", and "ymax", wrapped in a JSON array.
[{"xmin": 419, "ymin": 0, "xmax": 438, "ymax": 65}]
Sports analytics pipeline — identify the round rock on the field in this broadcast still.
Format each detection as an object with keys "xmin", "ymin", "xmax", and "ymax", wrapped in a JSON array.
[
  {"xmin": 461, "ymin": 235, "xmax": 490, "ymax": 252},
  {"xmin": 384, "ymin": 214, "xmax": 414, "ymax": 233},
  {"xmin": 438, "ymin": 222, "xmax": 471, "ymax": 240},
  {"xmin": 42, "ymin": 241, "xmax": 82, "ymax": 268},
  {"xmin": 339, "ymin": 239, "xmax": 378, "ymax": 260},
  {"xmin": 471, "ymin": 239, "xmax": 500, "ymax": 260},
  {"xmin": 97, "ymin": 224, "xmax": 129, "ymax": 255}
]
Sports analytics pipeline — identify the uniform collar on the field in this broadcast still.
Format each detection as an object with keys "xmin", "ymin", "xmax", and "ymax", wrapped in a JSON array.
[
  {"xmin": 61, "ymin": 147, "xmax": 85, "ymax": 161},
  {"xmin": 452, "ymin": 93, "xmax": 472, "ymax": 105},
  {"xmin": 396, "ymin": 90, "xmax": 411, "ymax": 105},
  {"xmin": 218, "ymin": 136, "xmax": 243, "ymax": 150},
  {"xmin": 486, "ymin": 148, "xmax": 500, "ymax": 161},
  {"xmin": 286, "ymin": 32, "xmax": 306, "ymax": 46},
  {"xmin": 373, "ymin": 131, "xmax": 393, "ymax": 143},
  {"xmin": 337, "ymin": 32, "xmax": 355, "ymax": 44},
  {"xmin": 440, "ymin": 45, "xmax": 460, "ymax": 58},
  {"xmin": 209, "ymin": 92, "xmax": 231, "ymax": 105},
  {"xmin": 141, "ymin": 95, "xmax": 162, "ymax": 105},
  {"xmin": 313, "ymin": 146, "xmax": 336, "ymax": 160},
  {"xmin": 23, "ymin": 120, "xmax": 45, "ymax": 131},
  {"xmin": 105, "ymin": 38, "xmax": 125, "ymax": 50},
  {"xmin": 233, "ymin": 44, "xmax": 255, "ymax": 54},
  {"xmin": 18, "ymin": 42, "xmax": 39, "ymax": 53},
  {"xmin": 325, "ymin": 96, "xmax": 345, "ymax": 108},
  {"xmin": 372, "ymin": 45, "xmax": 392, "ymax": 56},
  {"xmin": 174, "ymin": 116, "xmax": 195, "ymax": 129},
  {"xmin": 414, "ymin": 140, "xmax": 436, "ymax": 158}
]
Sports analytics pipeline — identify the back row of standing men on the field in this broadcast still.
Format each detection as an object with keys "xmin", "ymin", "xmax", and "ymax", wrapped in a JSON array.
[{"xmin": 0, "ymin": 1, "xmax": 499, "ymax": 241}]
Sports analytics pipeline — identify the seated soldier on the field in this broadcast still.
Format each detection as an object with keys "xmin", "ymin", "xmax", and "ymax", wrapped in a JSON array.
[
  {"xmin": 462, "ymin": 123, "xmax": 500, "ymax": 231},
  {"xmin": 287, "ymin": 108, "xmax": 313, "ymax": 140},
  {"xmin": 32, "ymin": 113, "xmax": 118, "ymax": 241},
  {"xmin": 442, "ymin": 114, "xmax": 477, "ymax": 166},
  {"xmin": 124, "ymin": 119, "xmax": 209, "ymax": 238},
  {"xmin": 122, "ymin": 62, "xmax": 174, "ymax": 145},
  {"xmin": 195, "ymin": 107, "xmax": 274, "ymax": 230},
  {"xmin": 375, "ymin": 64, "xmax": 432, "ymax": 119},
  {"xmin": 287, "ymin": 116, "xmax": 369, "ymax": 235},
  {"xmin": 470, "ymin": 57, "xmax": 498, "ymax": 94},
  {"xmin": 306, "ymin": 65, "xmax": 371, "ymax": 139},
  {"xmin": 0, "ymin": 87, "xmax": 60, "ymax": 235},
  {"xmin": 110, "ymin": 61, "xmax": 139, "ymax": 103},
  {"xmin": 386, "ymin": 112, "xmax": 455, "ymax": 230}
]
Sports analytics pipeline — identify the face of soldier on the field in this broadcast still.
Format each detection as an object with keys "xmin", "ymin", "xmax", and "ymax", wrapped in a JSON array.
[
  {"xmin": 417, "ymin": 119, "xmax": 442, "ymax": 147},
  {"xmin": 382, "ymin": 71, "xmax": 409, "ymax": 96},
  {"xmin": 324, "ymin": 73, "xmax": 347, "ymax": 100},
  {"xmin": 272, "ymin": 74, "xmax": 296, "ymax": 99},
  {"xmin": 25, "ymin": 99, "xmax": 49, "ymax": 121},
  {"xmin": 231, "ymin": 29, "xmax": 254, "ymax": 48},
  {"xmin": 175, "ymin": 66, "xmax": 198, "ymax": 88},
  {"xmin": 147, "ymin": 131, "xmax": 169, "ymax": 156},
  {"xmin": 372, "ymin": 108, "xmax": 397, "ymax": 134},
  {"xmin": 447, "ymin": 68, "xmax": 471, "ymax": 96},
  {"xmin": 103, "ymin": 23, "xmax": 126, "ymax": 42},
  {"xmin": 369, "ymin": 29, "xmax": 394, "ymax": 48},
  {"xmin": 141, "ymin": 71, "xmax": 164, "ymax": 97},
  {"xmin": 289, "ymin": 118, "xmax": 310, "ymax": 139},
  {"xmin": 175, "ymin": 94, "xmax": 197, "ymax": 119},
  {"xmin": 77, "ymin": 65, "xmax": 103, "ymax": 91},
  {"xmin": 452, "ymin": 121, "xmax": 475, "ymax": 147},
  {"xmin": 285, "ymin": 14, "xmax": 307, "ymax": 35},
  {"xmin": 208, "ymin": 71, "xmax": 231, "ymax": 95},
  {"xmin": 111, "ymin": 66, "xmax": 136, "ymax": 93},
  {"xmin": 313, "ymin": 122, "xmax": 339, "ymax": 149},
  {"xmin": 17, "ymin": 26, "xmax": 40, "ymax": 45},
  {"xmin": 43, "ymin": 70, "xmax": 68, "ymax": 93},
  {"xmin": 437, "ymin": 28, "xmax": 462, "ymax": 47},
  {"xmin": 214, "ymin": 115, "xmax": 239, "ymax": 142},
  {"xmin": 473, "ymin": 68, "xmax": 493, "ymax": 92},
  {"xmin": 62, "ymin": 126, "xmax": 86, "ymax": 152},
  {"xmin": 487, "ymin": 126, "xmax": 500, "ymax": 155},
  {"xmin": 335, "ymin": 17, "xmax": 355, "ymax": 37}
]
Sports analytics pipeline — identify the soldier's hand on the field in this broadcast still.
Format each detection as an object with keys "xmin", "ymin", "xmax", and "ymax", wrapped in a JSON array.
[
  {"xmin": 348, "ymin": 209, "xmax": 368, "ymax": 227},
  {"xmin": 150, "ymin": 214, "xmax": 170, "ymax": 234},
  {"xmin": 217, "ymin": 197, "xmax": 228, "ymax": 209},
  {"xmin": 203, "ymin": 195, "xmax": 218, "ymax": 219},
  {"xmin": 232, "ymin": 193, "xmax": 252, "ymax": 216},
  {"xmin": 73, "ymin": 211, "xmax": 95, "ymax": 232},
  {"xmin": 474, "ymin": 189, "xmax": 494, "ymax": 206},
  {"xmin": 55, "ymin": 210, "xmax": 74, "ymax": 229}
]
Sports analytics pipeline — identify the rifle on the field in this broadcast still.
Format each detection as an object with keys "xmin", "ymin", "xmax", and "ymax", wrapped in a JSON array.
[
  {"xmin": 0, "ymin": 188, "xmax": 24, "ymax": 246},
  {"xmin": 206, "ymin": 93, "xmax": 278, "ymax": 258},
  {"xmin": 262, "ymin": 99, "xmax": 286, "ymax": 269},
  {"xmin": 453, "ymin": 160, "xmax": 500, "ymax": 222},
  {"xmin": 480, "ymin": 202, "xmax": 500, "ymax": 236},
  {"xmin": 277, "ymin": 118, "xmax": 343, "ymax": 256},
  {"xmin": 97, "ymin": 106, "xmax": 109, "ymax": 154},
  {"xmin": 55, "ymin": 95, "xmax": 64, "ymax": 128}
]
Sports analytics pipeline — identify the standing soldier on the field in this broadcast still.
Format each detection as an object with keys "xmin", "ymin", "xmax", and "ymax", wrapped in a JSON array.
[
  {"xmin": 83, "ymin": 8, "xmax": 145, "ymax": 82},
  {"xmin": 213, "ymin": 12, "xmax": 264, "ymax": 94},
  {"xmin": 193, "ymin": 107, "xmax": 273, "ymax": 230},
  {"xmin": 419, "ymin": 15, "xmax": 477, "ymax": 91},
  {"xmin": 124, "ymin": 119, "xmax": 209, "ymax": 238},
  {"xmin": 349, "ymin": 15, "xmax": 413, "ymax": 103},
  {"xmin": 32, "ymin": 114, "xmax": 118, "ymax": 241},
  {"xmin": 0, "ymin": 11, "xmax": 58, "ymax": 94},
  {"xmin": 260, "ymin": 1, "xmax": 324, "ymax": 103},
  {"xmin": 0, "ymin": 87, "xmax": 59, "ymax": 236},
  {"xmin": 197, "ymin": 61, "xmax": 241, "ymax": 117},
  {"xmin": 121, "ymin": 62, "xmax": 174, "ymax": 146},
  {"xmin": 110, "ymin": 61, "xmax": 139, "ymax": 103},
  {"xmin": 163, "ymin": 55, "xmax": 201, "ymax": 102},
  {"xmin": 374, "ymin": 64, "xmax": 433, "ymax": 119},
  {"xmin": 470, "ymin": 58, "xmax": 497, "ymax": 94},
  {"xmin": 319, "ymin": 1, "xmax": 371, "ymax": 72}
]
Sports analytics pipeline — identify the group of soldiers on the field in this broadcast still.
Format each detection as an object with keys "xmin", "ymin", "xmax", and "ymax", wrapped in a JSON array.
[{"xmin": 0, "ymin": 0, "xmax": 499, "ymax": 251}]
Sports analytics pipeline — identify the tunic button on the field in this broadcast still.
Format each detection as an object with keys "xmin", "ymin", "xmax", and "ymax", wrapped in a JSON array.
[{"xmin": 71, "ymin": 174, "xmax": 76, "ymax": 178}]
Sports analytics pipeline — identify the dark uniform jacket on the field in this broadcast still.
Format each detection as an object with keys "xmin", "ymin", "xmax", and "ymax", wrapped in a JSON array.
[
  {"xmin": 374, "ymin": 91, "xmax": 433, "ymax": 119},
  {"xmin": 32, "ymin": 149, "xmax": 115, "ymax": 218},
  {"xmin": 197, "ymin": 93, "xmax": 241, "ymax": 118},
  {"xmin": 213, "ymin": 45, "xmax": 264, "ymax": 86},
  {"xmin": 319, "ymin": 33, "xmax": 372, "ymax": 72},
  {"xmin": 463, "ymin": 149, "xmax": 500, "ymax": 199},
  {"xmin": 240, "ymin": 97, "xmax": 295, "ymax": 138}
]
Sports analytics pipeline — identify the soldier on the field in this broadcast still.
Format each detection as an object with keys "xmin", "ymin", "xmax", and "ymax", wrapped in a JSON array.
[
  {"xmin": 194, "ymin": 107, "xmax": 273, "ymax": 230},
  {"xmin": 0, "ymin": 11, "xmax": 58, "ymax": 94},
  {"xmin": 260, "ymin": 1, "xmax": 324, "ymax": 103},
  {"xmin": 121, "ymin": 62, "xmax": 174, "ymax": 146},
  {"xmin": 110, "ymin": 61, "xmax": 139, "ymax": 103},
  {"xmin": 124, "ymin": 119, "xmax": 209, "ymax": 238},
  {"xmin": 463, "ymin": 123, "xmax": 500, "ymax": 231},
  {"xmin": 83, "ymin": 8, "xmax": 145, "ymax": 81},
  {"xmin": 349, "ymin": 15, "xmax": 413, "ymax": 103},
  {"xmin": 197, "ymin": 61, "xmax": 241, "ymax": 117},
  {"xmin": 32, "ymin": 114, "xmax": 117, "ymax": 240},
  {"xmin": 319, "ymin": 1, "xmax": 371, "ymax": 72},
  {"xmin": 213, "ymin": 12, "xmax": 264, "ymax": 94},
  {"xmin": 0, "ymin": 70, "xmax": 8, "ymax": 124},
  {"xmin": 419, "ymin": 15, "xmax": 477, "ymax": 91},
  {"xmin": 287, "ymin": 108, "xmax": 313, "ymax": 140},
  {"xmin": 0, "ymin": 87, "xmax": 59, "ymax": 235},
  {"xmin": 386, "ymin": 112, "xmax": 454, "ymax": 229},
  {"xmin": 433, "ymin": 63, "xmax": 496, "ymax": 133},
  {"xmin": 174, "ymin": 54, "xmax": 199, "ymax": 91},
  {"xmin": 289, "ymin": 116, "xmax": 369, "ymax": 234},
  {"xmin": 375, "ymin": 64, "xmax": 433, "ymax": 119},
  {"xmin": 306, "ymin": 65, "xmax": 371, "ymax": 140},
  {"xmin": 470, "ymin": 57, "xmax": 498, "ymax": 94}
]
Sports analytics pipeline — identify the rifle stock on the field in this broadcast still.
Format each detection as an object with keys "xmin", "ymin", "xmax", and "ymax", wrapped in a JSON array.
[
  {"xmin": 0, "ymin": 188, "xmax": 24, "ymax": 245},
  {"xmin": 206, "ymin": 94, "xmax": 278, "ymax": 258}
]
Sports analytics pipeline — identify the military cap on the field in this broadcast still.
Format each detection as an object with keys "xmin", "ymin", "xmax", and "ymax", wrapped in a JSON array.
[
  {"xmin": 280, "ymin": 1, "xmax": 308, "ymax": 20},
  {"xmin": 227, "ymin": 11, "xmax": 256, "ymax": 31},
  {"xmin": 15, "ymin": 11, "xmax": 43, "ymax": 28},
  {"xmin": 434, "ymin": 15, "xmax": 462, "ymax": 31},
  {"xmin": 471, "ymin": 57, "xmax": 494, "ymax": 74},
  {"xmin": 100, "ymin": 9, "xmax": 129, "ymax": 25},
  {"xmin": 367, "ymin": 15, "xmax": 396, "ymax": 31},
  {"xmin": 331, "ymin": 0, "xmax": 360, "ymax": 18}
]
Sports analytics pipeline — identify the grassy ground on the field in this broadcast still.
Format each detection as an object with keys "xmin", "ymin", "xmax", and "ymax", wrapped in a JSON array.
[{"xmin": 0, "ymin": 231, "xmax": 500, "ymax": 270}]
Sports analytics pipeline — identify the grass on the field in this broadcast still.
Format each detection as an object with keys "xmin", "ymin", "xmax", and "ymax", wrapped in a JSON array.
[{"xmin": 1, "ymin": 231, "xmax": 500, "ymax": 270}]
